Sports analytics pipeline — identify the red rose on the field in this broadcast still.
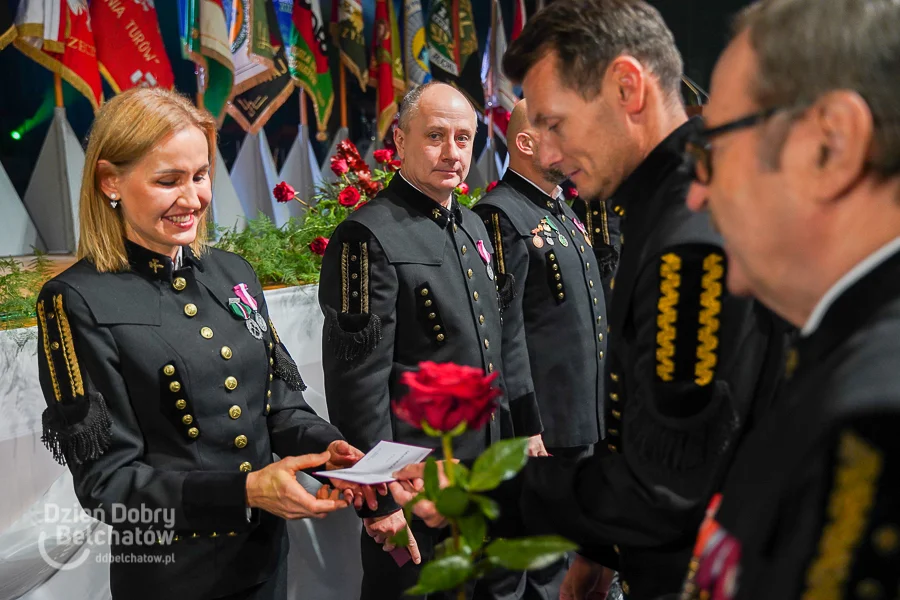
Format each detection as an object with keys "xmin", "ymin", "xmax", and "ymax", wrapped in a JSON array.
[
  {"xmin": 456, "ymin": 182, "xmax": 470, "ymax": 195},
  {"xmin": 373, "ymin": 149, "xmax": 394, "ymax": 164},
  {"xmin": 393, "ymin": 362, "xmax": 502, "ymax": 433},
  {"xmin": 338, "ymin": 186, "xmax": 362, "ymax": 207},
  {"xmin": 486, "ymin": 181, "xmax": 499, "ymax": 193},
  {"xmin": 363, "ymin": 181, "xmax": 382, "ymax": 198},
  {"xmin": 337, "ymin": 140, "xmax": 361, "ymax": 160},
  {"xmin": 273, "ymin": 181, "xmax": 295, "ymax": 203},
  {"xmin": 309, "ymin": 236, "xmax": 329, "ymax": 256},
  {"xmin": 330, "ymin": 156, "xmax": 350, "ymax": 176},
  {"xmin": 389, "ymin": 159, "xmax": 402, "ymax": 171},
  {"xmin": 564, "ymin": 186, "xmax": 579, "ymax": 200},
  {"xmin": 351, "ymin": 157, "xmax": 370, "ymax": 174},
  {"xmin": 354, "ymin": 200, "xmax": 368, "ymax": 210}
]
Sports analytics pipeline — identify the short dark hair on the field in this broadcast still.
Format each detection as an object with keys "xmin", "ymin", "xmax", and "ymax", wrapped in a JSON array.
[{"xmin": 503, "ymin": 0, "xmax": 683, "ymax": 100}]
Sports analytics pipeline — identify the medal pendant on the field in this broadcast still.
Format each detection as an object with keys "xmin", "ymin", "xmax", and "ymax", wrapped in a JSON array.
[
  {"xmin": 559, "ymin": 234, "xmax": 569, "ymax": 247},
  {"xmin": 532, "ymin": 235, "xmax": 544, "ymax": 248},
  {"xmin": 546, "ymin": 236, "xmax": 555, "ymax": 246},
  {"xmin": 254, "ymin": 312, "xmax": 268, "ymax": 332},
  {"xmin": 246, "ymin": 318, "xmax": 264, "ymax": 340},
  {"xmin": 542, "ymin": 224, "xmax": 552, "ymax": 233},
  {"xmin": 486, "ymin": 264, "xmax": 495, "ymax": 280}
]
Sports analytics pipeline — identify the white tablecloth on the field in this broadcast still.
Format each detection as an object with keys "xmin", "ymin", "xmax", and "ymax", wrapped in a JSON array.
[{"xmin": 0, "ymin": 285, "xmax": 363, "ymax": 600}]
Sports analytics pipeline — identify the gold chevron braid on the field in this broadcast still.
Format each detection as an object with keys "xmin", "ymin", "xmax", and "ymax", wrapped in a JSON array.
[
  {"xmin": 803, "ymin": 431, "xmax": 882, "ymax": 599},
  {"xmin": 37, "ymin": 300, "xmax": 62, "ymax": 403},
  {"xmin": 695, "ymin": 254, "xmax": 724, "ymax": 386},
  {"xmin": 53, "ymin": 294, "xmax": 84, "ymax": 398},
  {"xmin": 361, "ymin": 243, "xmax": 370, "ymax": 314},
  {"xmin": 491, "ymin": 213, "xmax": 506, "ymax": 274},
  {"xmin": 340, "ymin": 243, "xmax": 350, "ymax": 313},
  {"xmin": 656, "ymin": 253, "xmax": 682, "ymax": 382}
]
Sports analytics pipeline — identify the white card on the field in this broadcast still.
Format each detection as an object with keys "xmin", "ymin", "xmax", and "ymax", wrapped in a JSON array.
[{"xmin": 315, "ymin": 441, "xmax": 433, "ymax": 484}]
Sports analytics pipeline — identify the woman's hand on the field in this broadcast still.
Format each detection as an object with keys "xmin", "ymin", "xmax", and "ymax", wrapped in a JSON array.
[{"xmin": 246, "ymin": 452, "xmax": 349, "ymax": 519}]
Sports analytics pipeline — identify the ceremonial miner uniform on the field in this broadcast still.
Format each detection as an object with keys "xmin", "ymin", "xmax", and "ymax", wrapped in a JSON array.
[
  {"xmin": 319, "ymin": 173, "xmax": 540, "ymax": 599},
  {"xmin": 37, "ymin": 241, "xmax": 341, "ymax": 600},
  {"xmin": 475, "ymin": 169, "xmax": 607, "ymax": 451},
  {"xmin": 503, "ymin": 119, "xmax": 786, "ymax": 600},
  {"xmin": 683, "ymin": 245, "xmax": 900, "ymax": 600},
  {"xmin": 571, "ymin": 195, "xmax": 623, "ymax": 306}
]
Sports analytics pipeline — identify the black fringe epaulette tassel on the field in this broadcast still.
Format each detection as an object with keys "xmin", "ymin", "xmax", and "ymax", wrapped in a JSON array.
[
  {"xmin": 325, "ymin": 306, "xmax": 383, "ymax": 362},
  {"xmin": 595, "ymin": 244, "xmax": 620, "ymax": 279},
  {"xmin": 273, "ymin": 343, "xmax": 307, "ymax": 391},
  {"xmin": 41, "ymin": 392, "xmax": 112, "ymax": 467},
  {"xmin": 496, "ymin": 273, "xmax": 517, "ymax": 313}
]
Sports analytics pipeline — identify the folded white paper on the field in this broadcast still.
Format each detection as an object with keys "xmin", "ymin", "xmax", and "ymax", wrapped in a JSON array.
[{"xmin": 315, "ymin": 441, "xmax": 433, "ymax": 484}]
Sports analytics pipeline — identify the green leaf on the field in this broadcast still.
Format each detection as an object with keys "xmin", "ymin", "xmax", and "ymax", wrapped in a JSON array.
[
  {"xmin": 405, "ymin": 554, "xmax": 473, "ymax": 595},
  {"xmin": 470, "ymin": 494, "xmax": 500, "ymax": 520},
  {"xmin": 485, "ymin": 536, "xmax": 578, "ymax": 571},
  {"xmin": 458, "ymin": 511, "xmax": 487, "ymax": 552},
  {"xmin": 454, "ymin": 462, "xmax": 470, "ymax": 489},
  {"xmin": 390, "ymin": 526, "xmax": 409, "ymax": 548},
  {"xmin": 435, "ymin": 486, "xmax": 470, "ymax": 518},
  {"xmin": 468, "ymin": 438, "xmax": 529, "ymax": 492},
  {"xmin": 424, "ymin": 457, "xmax": 439, "ymax": 500}
]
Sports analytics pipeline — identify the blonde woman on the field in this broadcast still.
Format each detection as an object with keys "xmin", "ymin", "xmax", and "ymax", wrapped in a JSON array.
[{"xmin": 36, "ymin": 88, "xmax": 371, "ymax": 600}]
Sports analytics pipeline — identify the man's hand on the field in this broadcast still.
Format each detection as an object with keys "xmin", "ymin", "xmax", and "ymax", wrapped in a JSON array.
[
  {"xmin": 560, "ymin": 554, "xmax": 614, "ymax": 600},
  {"xmin": 324, "ymin": 440, "xmax": 386, "ymax": 511},
  {"xmin": 363, "ymin": 510, "xmax": 421, "ymax": 564},
  {"xmin": 246, "ymin": 452, "xmax": 349, "ymax": 519},
  {"xmin": 388, "ymin": 462, "xmax": 453, "ymax": 528},
  {"xmin": 527, "ymin": 434, "xmax": 549, "ymax": 457}
]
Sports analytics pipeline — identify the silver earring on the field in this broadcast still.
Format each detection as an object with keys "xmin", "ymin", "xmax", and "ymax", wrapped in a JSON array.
[{"xmin": 109, "ymin": 193, "xmax": 118, "ymax": 209}]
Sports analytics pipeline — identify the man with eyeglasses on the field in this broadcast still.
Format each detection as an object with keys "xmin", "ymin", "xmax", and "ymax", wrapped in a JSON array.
[
  {"xmin": 389, "ymin": 2, "xmax": 788, "ymax": 599},
  {"xmin": 679, "ymin": 0, "xmax": 900, "ymax": 597}
]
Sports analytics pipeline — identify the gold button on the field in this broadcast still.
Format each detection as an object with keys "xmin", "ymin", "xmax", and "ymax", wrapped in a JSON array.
[
  {"xmin": 184, "ymin": 303, "xmax": 198, "ymax": 317},
  {"xmin": 555, "ymin": 274, "xmax": 561, "ymax": 281},
  {"xmin": 461, "ymin": 245, "xmax": 467, "ymax": 254},
  {"xmin": 594, "ymin": 228, "xmax": 601, "ymax": 233},
  {"xmin": 557, "ymin": 283, "xmax": 563, "ymax": 290},
  {"xmin": 267, "ymin": 390, "xmax": 272, "ymax": 398},
  {"xmin": 182, "ymin": 414, "xmax": 193, "ymax": 425},
  {"xmin": 549, "ymin": 253, "xmax": 555, "ymax": 260},
  {"xmin": 593, "ymin": 298, "xmax": 598, "ymax": 305},
  {"xmin": 234, "ymin": 435, "xmax": 248, "ymax": 449},
  {"xmin": 173, "ymin": 277, "xmax": 187, "ymax": 291},
  {"xmin": 433, "ymin": 325, "xmax": 441, "ymax": 332},
  {"xmin": 621, "ymin": 581, "xmax": 630, "ymax": 596},
  {"xmin": 608, "ymin": 428, "xmax": 619, "ymax": 436},
  {"xmin": 484, "ymin": 339, "xmax": 490, "ymax": 349},
  {"xmin": 200, "ymin": 327, "xmax": 213, "ymax": 339},
  {"xmin": 488, "ymin": 363, "xmax": 494, "ymax": 372},
  {"xmin": 239, "ymin": 462, "xmax": 252, "ymax": 473},
  {"xmin": 612, "ymin": 409, "xmax": 622, "ymax": 419},
  {"xmin": 269, "ymin": 373, "xmax": 273, "ymax": 381},
  {"xmin": 229, "ymin": 405, "xmax": 242, "ymax": 419},
  {"xmin": 227, "ymin": 532, "xmax": 237, "ymax": 537},
  {"xmin": 552, "ymin": 264, "xmax": 558, "ymax": 271},
  {"xmin": 580, "ymin": 245, "xmax": 585, "ymax": 253},
  {"xmin": 592, "ymin": 210, "xmax": 598, "ymax": 216},
  {"xmin": 873, "ymin": 525, "xmax": 900, "ymax": 555},
  {"xmin": 175, "ymin": 399, "xmax": 187, "ymax": 410},
  {"xmin": 269, "ymin": 357, "xmax": 274, "ymax": 366},
  {"xmin": 225, "ymin": 376, "xmax": 238, "ymax": 390},
  {"xmin": 608, "ymin": 444, "xmax": 618, "ymax": 453},
  {"xmin": 597, "ymin": 316, "xmax": 602, "ymax": 324},
  {"xmin": 437, "ymin": 333, "xmax": 445, "ymax": 341},
  {"xmin": 598, "ymin": 334, "xmax": 603, "ymax": 342},
  {"xmin": 473, "ymin": 291, "xmax": 479, "ymax": 301},
  {"xmin": 611, "ymin": 373, "xmax": 620, "ymax": 382},
  {"xmin": 613, "ymin": 544, "xmax": 620, "ymax": 555},
  {"xmin": 191, "ymin": 532, "xmax": 199, "ymax": 539},
  {"xmin": 467, "ymin": 269, "xmax": 473, "ymax": 278},
  {"xmin": 428, "ymin": 312, "xmax": 436, "ymax": 319},
  {"xmin": 163, "ymin": 364, "xmax": 175, "ymax": 376},
  {"xmin": 210, "ymin": 532, "xmax": 218, "ymax": 538},
  {"xmin": 558, "ymin": 293, "xmax": 565, "ymax": 300},
  {"xmin": 187, "ymin": 427, "xmax": 199, "ymax": 439},
  {"xmin": 424, "ymin": 299, "xmax": 433, "ymax": 307},
  {"xmin": 479, "ymin": 315, "xmax": 485, "ymax": 324},
  {"xmin": 453, "ymin": 224, "xmax": 458, "ymax": 233},
  {"xmin": 586, "ymin": 263, "xmax": 591, "ymax": 270},
  {"xmin": 589, "ymin": 281, "xmax": 594, "ymax": 288},
  {"xmin": 50, "ymin": 341, "xmax": 60, "ymax": 350},
  {"xmin": 420, "ymin": 288, "xmax": 429, "ymax": 297},
  {"xmin": 169, "ymin": 381, "xmax": 181, "ymax": 393},
  {"xmin": 268, "ymin": 342, "xmax": 273, "ymax": 350},
  {"xmin": 599, "ymin": 351, "xmax": 604, "ymax": 359},
  {"xmin": 266, "ymin": 403, "xmax": 271, "ymax": 413},
  {"xmin": 221, "ymin": 346, "xmax": 233, "ymax": 360}
]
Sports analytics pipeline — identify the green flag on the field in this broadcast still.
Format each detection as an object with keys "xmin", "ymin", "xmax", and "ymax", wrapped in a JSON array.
[
  {"xmin": 334, "ymin": 0, "xmax": 368, "ymax": 91},
  {"xmin": 288, "ymin": 0, "xmax": 335, "ymax": 140},
  {"xmin": 179, "ymin": 0, "xmax": 234, "ymax": 123}
]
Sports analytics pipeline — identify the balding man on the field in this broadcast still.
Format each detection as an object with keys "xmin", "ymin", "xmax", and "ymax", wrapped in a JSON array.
[
  {"xmin": 472, "ymin": 100, "xmax": 609, "ymax": 598},
  {"xmin": 319, "ymin": 82, "xmax": 542, "ymax": 600}
]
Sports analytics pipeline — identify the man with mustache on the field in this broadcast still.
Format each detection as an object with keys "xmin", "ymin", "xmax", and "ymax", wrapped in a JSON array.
[{"xmin": 318, "ymin": 81, "xmax": 543, "ymax": 600}]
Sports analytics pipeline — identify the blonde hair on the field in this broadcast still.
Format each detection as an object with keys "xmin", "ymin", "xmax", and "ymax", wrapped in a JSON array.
[{"xmin": 78, "ymin": 87, "xmax": 218, "ymax": 272}]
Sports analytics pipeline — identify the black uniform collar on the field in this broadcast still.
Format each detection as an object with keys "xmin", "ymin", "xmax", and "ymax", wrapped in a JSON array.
[
  {"xmin": 794, "ymin": 247, "xmax": 900, "ymax": 377},
  {"xmin": 125, "ymin": 239, "xmax": 203, "ymax": 282},
  {"xmin": 614, "ymin": 117, "xmax": 702, "ymax": 216},
  {"xmin": 392, "ymin": 171, "xmax": 463, "ymax": 228},
  {"xmin": 502, "ymin": 169, "xmax": 565, "ymax": 216}
]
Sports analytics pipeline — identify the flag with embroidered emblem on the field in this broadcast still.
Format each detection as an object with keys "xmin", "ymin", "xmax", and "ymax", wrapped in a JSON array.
[
  {"xmin": 371, "ymin": 0, "xmax": 397, "ymax": 139},
  {"xmin": 14, "ymin": 0, "xmax": 103, "ymax": 111},
  {"xmin": 91, "ymin": 0, "xmax": 174, "ymax": 93},
  {"xmin": 332, "ymin": 0, "xmax": 367, "ymax": 90},
  {"xmin": 178, "ymin": 0, "xmax": 234, "ymax": 123},
  {"xmin": 403, "ymin": 0, "xmax": 430, "ymax": 89},
  {"xmin": 427, "ymin": 0, "xmax": 483, "ymax": 109},
  {"xmin": 388, "ymin": 0, "xmax": 404, "ymax": 100},
  {"xmin": 286, "ymin": 0, "xmax": 335, "ymax": 139},
  {"xmin": 227, "ymin": 46, "xmax": 294, "ymax": 133},
  {"xmin": 482, "ymin": 0, "xmax": 517, "ymax": 136},
  {"xmin": 227, "ymin": 0, "xmax": 282, "ymax": 96}
]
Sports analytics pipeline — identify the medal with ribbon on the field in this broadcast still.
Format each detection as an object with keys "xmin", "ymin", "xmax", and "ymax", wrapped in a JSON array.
[
  {"xmin": 545, "ymin": 215, "xmax": 568, "ymax": 247},
  {"xmin": 231, "ymin": 283, "xmax": 268, "ymax": 339},
  {"xmin": 475, "ymin": 240, "xmax": 495, "ymax": 280}
]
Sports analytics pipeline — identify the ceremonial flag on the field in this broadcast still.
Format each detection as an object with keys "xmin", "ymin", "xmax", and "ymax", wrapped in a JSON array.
[
  {"xmin": 227, "ymin": 0, "xmax": 281, "ymax": 96},
  {"xmin": 332, "ymin": 0, "xmax": 367, "ymax": 90},
  {"xmin": 482, "ymin": 0, "xmax": 517, "ymax": 136},
  {"xmin": 227, "ymin": 47, "xmax": 293, "ymax": 133},
  {"xmin": 512, "ymin": 0, "xmax": 526, "ymax": 41},
  {"xmin": 178, "ymin": 0, "xmax": 234, "ymax": 123},
  {"xmin": 14, "ymin": 0, "xmax": 103, "ymax": 111},
  {"xmin": 403, "ymin": 0, "xmax": 430, "ymax": 89},
  {"xmin": 371, "ymin": 0, "xmax": 397, "ymax": 139},
  {"xmin": 0, "ymin": 2, "xmax": 15, "ymax": 51},
  {"xmin": 92, "ymin": 0, "xmax": 174, "ymax": 93},
  {"xmin": 427, "ymin": 0, "xmax": 483, "ymax": 109},
  {"xmin": 388, "ymin": 0, "xmax": 405, "ymax": 100},
  {"xmin": 287, "ymin": 0, "xmax": 335, "ymax": 139}
]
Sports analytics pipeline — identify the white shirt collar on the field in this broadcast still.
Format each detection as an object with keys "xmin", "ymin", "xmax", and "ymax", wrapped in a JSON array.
[
  {"xmin": 174, "ymin": 247, "xmax": 183, "ymax": 270},
  {"xmin": 508, "ymin": 168, "xmax": 563, "ymax": 200},
  {"xmin": 801, "ymin": 236, "xmax": 900, "ymax": 336}
]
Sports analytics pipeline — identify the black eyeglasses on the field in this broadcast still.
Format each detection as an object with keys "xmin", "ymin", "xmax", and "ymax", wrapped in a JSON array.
[{"xmin": 685, "ymin": 107, "xmax": 780, "ymax": 184}]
